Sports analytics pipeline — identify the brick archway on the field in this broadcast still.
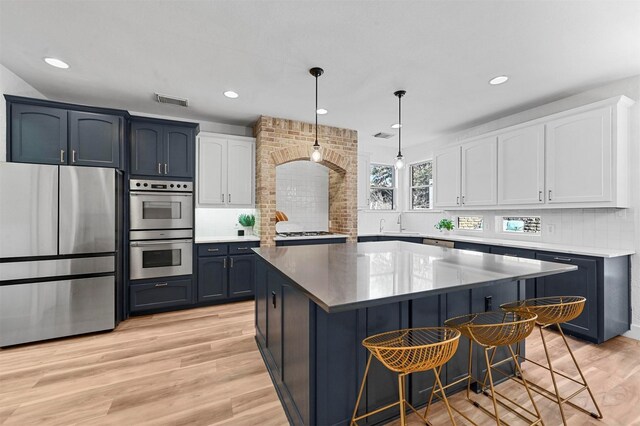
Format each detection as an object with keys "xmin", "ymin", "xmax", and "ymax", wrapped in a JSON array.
[{"xmin": 254, "ymin": 116, "xmax": 358, "ymax": 247}]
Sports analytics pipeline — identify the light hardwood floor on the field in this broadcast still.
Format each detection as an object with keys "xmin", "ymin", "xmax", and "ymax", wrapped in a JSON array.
[{"xmin": 1, "ymin": 301, "xmax": 639, "ymax": 425}]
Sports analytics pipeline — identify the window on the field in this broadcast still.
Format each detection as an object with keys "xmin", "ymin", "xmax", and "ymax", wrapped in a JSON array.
[
  {"xmin": 369, "ymin": 163, "xmax": 395, "ymax": 210},
  {"xmin": 410, "ymin": 161, "xmax": 433, "ymax": 209},
  {"xmin": 502, "ymin": 216, "xmax": 541, "ymax": 234},
  {"xmin": 457, "ymin": 216, "xmax": 484, "ymax": 231}
]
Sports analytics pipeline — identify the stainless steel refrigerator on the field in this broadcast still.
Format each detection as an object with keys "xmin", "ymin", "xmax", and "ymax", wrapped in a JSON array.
[{"xmin": 0, "ymin": 162, "xmax": 117, "ymax": 346}]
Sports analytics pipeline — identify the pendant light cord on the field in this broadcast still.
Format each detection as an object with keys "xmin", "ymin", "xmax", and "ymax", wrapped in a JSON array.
[
  {"xmin": 314, "ymin": 73, "xmax": 319, "ymax": 147},
  {"xmin": 397, "ymin": 94, "xmax": 402, "ymax": 157}
]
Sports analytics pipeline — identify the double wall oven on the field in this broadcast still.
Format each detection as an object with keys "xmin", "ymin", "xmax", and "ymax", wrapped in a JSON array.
[{"xmin": 129, "ymin": 179, "xmax": 193, "ymax": 280}]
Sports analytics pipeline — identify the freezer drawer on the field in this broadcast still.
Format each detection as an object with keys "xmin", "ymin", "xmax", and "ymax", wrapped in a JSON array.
[
  {"xmin": 0, "ymin": 276, "xmax": 115, "ymax": 346},
  {"xmin": 0, "ymin": 163, "xmax": 58, "ymax": 258},
  {"xmin": 59, "ymin": 166, "xmax": 116, "ymax": 255}
]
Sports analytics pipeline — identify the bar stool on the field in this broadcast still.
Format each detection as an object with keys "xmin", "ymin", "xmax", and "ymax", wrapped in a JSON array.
[
  {"xmin": 501, "ymin": 296, "xmax": 603, "ymax": 425},
  {"xmin": 432, "ymin": 311, "xmax": 543, "ymax": 426},
  {"xmin": 351, "ymin": 327, "xmax": 461, "ymax": 425}
]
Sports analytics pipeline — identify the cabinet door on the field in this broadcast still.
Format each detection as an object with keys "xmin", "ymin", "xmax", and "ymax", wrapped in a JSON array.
[
  {"xmin": 226, "ymin": 139, "xmax": 254, "ymax": 206},
  {"xmin": 130, "ymin": 121, "xmax": 163, "ymax": 176},
  {"xmin": 497, "ymin": 125, "xmax": 544, "ymax": 205},
  {"xmin": 197, "ymin": 135, "xmax": 227, "ymax": 206},
  {"xmin": 433, "ymin": 146, "xmax": 461, "ymax": 208},
  {"xmin": 546, "ymin": 107, "xmax": 612, "ymax": 203},
  {"xmin": 197, "ymin": 257, "xmax": 227, "ymax": 301},
  {"xmin": 10, "ymin": 104, "xmax": 67, "ymax": 164},
  {"xmin": 68, "ymin": 111, "xmax": 121, "ymax": 168},
  {"xmin": 229, "ymin": 255, "xmax": 255, "ymax": 297},
  {"xmin": 165, "ymin": 126, "xmax": 194, "ymax": 178},
  {"xmin": 536, "ymin": 253, "xmax": 598, "ymax": 340},
  {"xmin": 461, "ymin": 136, "xmax": 497, "ymax": 206}
]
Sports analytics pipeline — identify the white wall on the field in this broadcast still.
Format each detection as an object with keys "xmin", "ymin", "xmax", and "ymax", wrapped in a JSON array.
[
  {"xmin": 195, "ymin": 208, "xmax": 256, "ymax": 237},
  {"xmin": 0, "ymin": 64, "xmax": 47, "ymax": 161},
  {"xmin": 398, "ymin": 75, "xmax": 640, "ymax": 338},
  {"xmin": 276, "ymin": 161, "xmax": 329, "ymax": 232}
]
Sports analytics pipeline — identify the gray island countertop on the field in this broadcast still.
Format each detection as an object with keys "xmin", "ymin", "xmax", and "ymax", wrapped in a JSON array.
[{"xmin": 253, "ymin": 241, "xmax": 577, "ymax": 312}]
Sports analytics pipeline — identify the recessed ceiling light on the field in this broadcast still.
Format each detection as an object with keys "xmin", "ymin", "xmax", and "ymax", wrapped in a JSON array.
[
  {"xmin": 44, "ymin": 57, "xmax": 69, "ymax": 69},
  {"xmin": 316, "ymin": 108, "xmax": 328, "ymax": 115},
  {"xmin": 489, "ymin": 75, "xmax": 509, "ymax": 85},
  {"xmin": 391, "ymin": 123, "xmax": 402, "ymax": 129},
  {"xmin": 223, "ymin": 90, "xmax": 239, "ymax": 99}
]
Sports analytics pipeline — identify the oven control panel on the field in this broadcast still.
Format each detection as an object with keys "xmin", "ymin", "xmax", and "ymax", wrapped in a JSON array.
[{"xmin": 130, "ymin": 179, "xmax": 192, "ymax": 192}]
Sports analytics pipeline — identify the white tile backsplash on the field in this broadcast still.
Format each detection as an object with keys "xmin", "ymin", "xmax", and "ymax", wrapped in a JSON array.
[
  {"xmin": 276, "ymin": 161, "xmax": 329, "ymax": 231},
  {"xmin": 195, "ymin": 208, "xmax": 257, "ymax": 237}
]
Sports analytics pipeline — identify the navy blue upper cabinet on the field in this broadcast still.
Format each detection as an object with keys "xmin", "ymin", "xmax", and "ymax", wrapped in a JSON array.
[
  {"xmin": 130, "ymin": 121, "xmax": 164, "ymax": 176},
  {"xmin": 165, "ymin": 126, "xmax": 194, "ymax": 178},
  {"xmin": 68, "ymin": 111, "xmax": 121, "ymax": 168},
  {"xmin": 10, "ymin": 104, "xmax": 67, "ymax": 164},
  {"xmin": 130, "ymin": 118, "xmax": 197, "ymax": 178},
  {"xmin": 7, "ymin": 96, "xmax": 125, "ymax": 168}
]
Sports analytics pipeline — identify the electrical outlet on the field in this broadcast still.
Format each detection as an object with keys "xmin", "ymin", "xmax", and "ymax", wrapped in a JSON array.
[{"xmin": 616, "ymin": 209, "xmax": 627, "ymax": 219}]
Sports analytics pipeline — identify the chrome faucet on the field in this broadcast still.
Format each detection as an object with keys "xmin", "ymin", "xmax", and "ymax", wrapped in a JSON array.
[
  {"xmin": 397, "ymin": 213, "xmax": 406, "ymax": 232},
  {"xmin": 379, "ymin": 218, "xmax": 385, "ymax": 233}
]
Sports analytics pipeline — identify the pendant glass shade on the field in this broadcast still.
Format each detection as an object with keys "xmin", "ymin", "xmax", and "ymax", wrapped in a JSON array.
[
  {"xmin": 395, "ymin": 154, "xmax": 405, "ymax": 169},
  {"xmin": 311, "ymin": 145, "xmax": 322, "ymax": 162}
]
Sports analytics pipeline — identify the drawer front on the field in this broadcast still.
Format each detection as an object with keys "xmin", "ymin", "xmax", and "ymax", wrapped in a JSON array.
[
  {"xmin": 490, "ymin": 246, "xmax": 535, "ymax": 259},
  {"xmin": 197, "ymin": 244, "xmax": 228, "ymax": 257},
  {"xmin": 130, "ymin": 279, "xmax": 192, "ymax": 312},
  {"xmin": 228, "ymin": 241, "xmax": 260, "ymax": 255}
]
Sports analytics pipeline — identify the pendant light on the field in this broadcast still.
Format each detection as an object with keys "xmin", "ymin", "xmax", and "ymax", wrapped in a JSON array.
[
  {"xmin": 310, "ymin": 67, "xmax": 324, "ymax": 162},
  {"xmin": 394, "ymin": 90, "xmax": 406, "ymax": 169}
]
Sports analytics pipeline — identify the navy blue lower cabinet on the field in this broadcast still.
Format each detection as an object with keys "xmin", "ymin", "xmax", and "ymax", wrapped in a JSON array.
[
  {"xmin": 536, "ymin": 253, "xmax": 599, "ymax": 341},
  {"xmin": 254, "ymin": 258, "xmax": 527, "ymax": 426},
  {"xmin": 129, "ymin": 277, "xmax": 193, "ymax": 313},
  {"xmin": 197, "ymin": 257, "xmax": 227, "ymax": 301},
  {"xmin": 454, "ymin": 242, "xmax": 492, "ymax": 253},
  {"xmin": 229, "ymin": 255, "xmax": 255, "ymax": 297}
]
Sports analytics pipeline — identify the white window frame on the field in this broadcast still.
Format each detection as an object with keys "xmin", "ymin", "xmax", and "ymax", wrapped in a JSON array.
[
  {"xmin": 369, "ymin": 163, "xmax": 396, "ymax": 210},
  {"xmin": 409, "ymin": 160, "xmax": 433, "ymax": 210}
]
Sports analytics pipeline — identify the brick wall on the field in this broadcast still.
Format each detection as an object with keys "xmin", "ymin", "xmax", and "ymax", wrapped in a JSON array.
[{"xmin": 254, "ymin": 116, "xmax": 358, "ymax": 246}]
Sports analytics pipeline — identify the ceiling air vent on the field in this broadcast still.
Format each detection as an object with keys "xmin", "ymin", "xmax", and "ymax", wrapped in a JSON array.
[
  {"xmin": 155, "ymin": 93, "xmax": 189, "ymax": 107},
  {"xmin": 373, "ymin": 132, "xmax": 395, "ymax": 139}
]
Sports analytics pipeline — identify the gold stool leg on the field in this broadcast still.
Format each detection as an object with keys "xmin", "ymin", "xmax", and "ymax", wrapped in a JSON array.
[
  {"xmin": 483, "ymin": 347, "xmax": 502, "ymax": 425},
  {"xmin": 398, "ymin": 373, "xmax": 406, "ymax": 425},
  {"xmin": 433, "ymin": 368, "xmax": 457, "ymax": 426},
  {"xmin": 507, "ymin": 344, "xmax": 544, "ymax": 425},
  {"xmin": 351, "ymin": 353, "xmax": 373, "ymax": 426},
  {"xmin": 424, "ymin": 365, "xmax": 441, "ymax": 419},
  {"xmin": 556, "ymin": 324, "xmax": 603, "ymax": 419},
  {"xmin": 539, "ymin": 325, "xmax": 568, "ymax": 425}
]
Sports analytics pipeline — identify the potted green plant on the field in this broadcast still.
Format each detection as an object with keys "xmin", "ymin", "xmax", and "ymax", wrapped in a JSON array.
[
  {"xmin": 434, "ymin": 218, "xmax": 455, "ymax": 233},
  {"xmin": 238, "ymin": 213, "xmax": 256, "ymax": 236}
]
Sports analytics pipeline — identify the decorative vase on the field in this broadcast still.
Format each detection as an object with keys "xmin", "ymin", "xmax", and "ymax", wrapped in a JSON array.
[{"xmin": 243, "ymin": 226, "xmax": 254, "ymax": 236}]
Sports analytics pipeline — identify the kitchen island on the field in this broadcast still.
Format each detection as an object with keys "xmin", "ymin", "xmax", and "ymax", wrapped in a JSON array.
[{"xmin": 253, "ymin": 241, "xmax": 576, "ymax": 425}]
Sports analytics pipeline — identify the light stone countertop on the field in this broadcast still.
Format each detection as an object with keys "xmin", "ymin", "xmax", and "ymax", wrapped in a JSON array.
[
  {"xmin": 253, "ymin": 241, "xmax": 577, "ymax": 313},
  {"xmin": 195, "ymin": 235, "xmax": 261, "ymax": 244},
  {"xmin": 358, "ymin": 232, "xmax": 635, "ymax": 258}
]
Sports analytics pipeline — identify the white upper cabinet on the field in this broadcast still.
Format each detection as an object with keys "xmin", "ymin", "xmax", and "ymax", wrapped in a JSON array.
[
  {"xmin": 227, "ymin": 139, "xmax": 254, "ymax": 206},
  {"xmin": 433, "ymin": 146, "xmax": 461, "ymax": 208},
  {"xmin": 497, "ymin": 124, "xmax": 545, "ymax": 205},
  {"xmin": 546, "ymin": 107, "xmax": 612, "ymax": 204},
  {"xmin": 461, "ymin": 136, "xmax": 497, "ymax": 206},
  {"xmin": 435, "ymin": 96, "xmax": 632, "ymax": 210},
  {"xmin": 197, "ymin": 133, "xmax": 255, "ymax": 208},
  {"xmin": 198, "ymin": 135, "xmax": 227, "ymax": 206}
]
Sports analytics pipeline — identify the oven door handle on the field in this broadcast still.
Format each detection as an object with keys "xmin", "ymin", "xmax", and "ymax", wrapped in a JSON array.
[
  {"xmin": 130, "ymin": 239, "xmax": 193, "ymax": 247},
  {"xmin": 129, "ymin": 192, "xmax": 192, "ymax": 197}
]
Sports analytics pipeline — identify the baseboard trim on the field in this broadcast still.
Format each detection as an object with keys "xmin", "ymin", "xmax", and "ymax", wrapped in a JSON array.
[{"xmin": 623, "ymin": 324, "xmax": 640, "ymax": 340}]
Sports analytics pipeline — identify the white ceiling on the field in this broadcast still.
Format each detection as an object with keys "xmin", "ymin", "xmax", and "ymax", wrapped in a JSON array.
[{"xmin": 1, "ymin": 0, "xmax": 639, "ymax": 148}]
